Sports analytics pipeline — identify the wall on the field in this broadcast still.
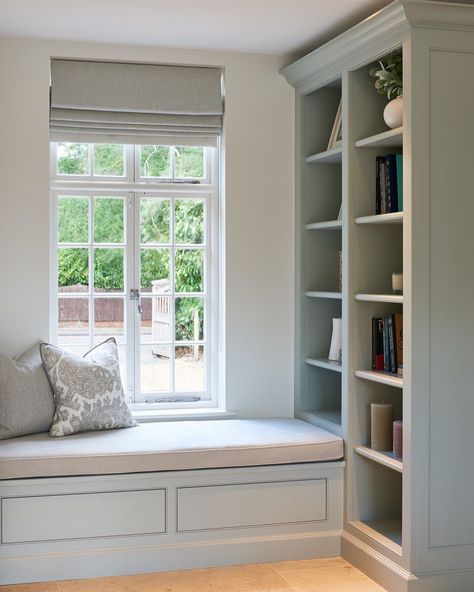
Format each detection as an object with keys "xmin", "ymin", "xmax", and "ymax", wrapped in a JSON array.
[{"xmin": 0, "ymin": 37, "xmax": 295, "ymax": 418}]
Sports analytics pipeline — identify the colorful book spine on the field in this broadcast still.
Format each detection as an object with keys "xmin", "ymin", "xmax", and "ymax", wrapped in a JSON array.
[
  {"xmin": 383, "ymin": 317, "xmax": 390, "ymax": 372},
  {"xmin": 388, "ymin": 314, "xmax": 396, "ymax": 373},
  {"xmin": 385, "ymin": 154, "xmax": 398, "ymax": 213},
  {"xmin": 396, "ymin": 154, "xmax": 403, "ymax": 212},
  {"xmin": 394, "ymin": 312, "xmax": 403, "ymax": 376},
  {"xmin": 375, "ymin": 157, "xmax": 383, "ymax": 215}
]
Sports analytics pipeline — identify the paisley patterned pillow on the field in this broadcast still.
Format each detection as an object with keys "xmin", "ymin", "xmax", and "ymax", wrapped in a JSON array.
[{"xmin": 40, "ymin": 338, "xmax": 137, "ymax": 437}]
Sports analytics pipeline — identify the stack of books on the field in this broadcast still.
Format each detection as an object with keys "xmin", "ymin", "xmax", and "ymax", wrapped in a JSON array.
[
  {"xmin": 372, "ymin": 313, "xmax": 403, "ymax": 376},
  {"xmin": 376, "ymin": 154, "xmax": 403, "ymax": 214}
]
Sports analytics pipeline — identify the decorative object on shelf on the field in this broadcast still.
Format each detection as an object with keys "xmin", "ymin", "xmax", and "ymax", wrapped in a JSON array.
[
  {"xmin": 338, "ymin": 251, "xmax": 342, "ymax": 292},
  {"xmin": 393, "ymin": 420, "xmax": 403, "ymax": 459},
  {"xmin": 328, "ymin": 317, "xmax": 342, "ymax": 362},
  {"xmin": 392, "ymin": 272, "xmax": 403, "ymax": 294},
  {"xmin": 371, "ymin": 402, "xmax": 394, "ymax": 451},
  {"xmin": 370, "ymin": 52, "xmax": 403, "ymax": 129},
  {"xmin": 372, "ymin": 314, "xmax": 402, "ymax": 375},
  {"xmin": 327, "ymin": 99, "xmax": 342, "ymax": 149}
]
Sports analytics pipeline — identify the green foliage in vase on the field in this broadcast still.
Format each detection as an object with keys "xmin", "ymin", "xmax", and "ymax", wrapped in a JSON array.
[{"xmin": 370, "ymin": 52, "xmax": 403, "ymax": 100}]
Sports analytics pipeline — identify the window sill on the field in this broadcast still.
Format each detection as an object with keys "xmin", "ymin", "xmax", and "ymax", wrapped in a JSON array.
[{"xmin": 131, "ymin": 408, "xmax": 237, "ymax": 423}]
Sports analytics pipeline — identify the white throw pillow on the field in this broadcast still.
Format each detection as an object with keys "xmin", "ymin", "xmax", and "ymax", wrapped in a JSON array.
[{"xmin": 40, "ymin": 338, "xmax": 136, "ymax": 437}]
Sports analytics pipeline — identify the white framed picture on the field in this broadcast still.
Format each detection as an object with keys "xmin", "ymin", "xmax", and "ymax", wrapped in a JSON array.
[{"xmin": 327, "ymin": 99, "xmax": 342, "ymax": 150}]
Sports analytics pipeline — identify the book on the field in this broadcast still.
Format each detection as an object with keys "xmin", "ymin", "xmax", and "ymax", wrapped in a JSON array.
[
  {"xmin": 385, "ymin": 154, "xmax": 398, "ymax": 213},
  {"xmin": 372, "ymin": 317, "xmax": 384, "ymax": 371},
  {"xmin": 383, "ymin": 316, "xmax": 390, "ymax": 372},
  {"xmin": 394, "ymin": 312, "xmax": 403, "ymax": 376},
  {"xmin": 396, "ymin": 154, "xmax": 403, "ymax": 212},
  {"xmin": 375, "ymin": 157, "xmax": 384, "ymax": 215},
  {"xmin": 387, "ymin": 314, "xmax": 396, "ymax": 373},
  {"xmin": 380, "ymin": 159, "xmax": 387, "ymax": 214}
]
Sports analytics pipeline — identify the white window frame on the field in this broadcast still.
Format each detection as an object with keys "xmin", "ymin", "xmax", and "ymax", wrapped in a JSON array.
[{"xmin": 50, "ymin": 142, "xmax": 222, "ymax": 412}]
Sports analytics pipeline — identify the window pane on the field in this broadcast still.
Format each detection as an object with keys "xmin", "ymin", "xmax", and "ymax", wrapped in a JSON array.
[
  {"xmin": 94, "ymin": 298, "xmax": 125, "ymax": 343},
  {"xmin": 140, "ymin": 198, "xmax": 170, "ymax": 244},
  {"xmin": 58, "ymin": 197, "xmax": 89, "ymax": 243},
  {"xmin": 140, "ymin": 145, "xmax": 171, "ymax": 178},
  {"xmin": 57, "ymin": 143, "xmax": 89, "ymax": 175},
  {"xmin": 175, "ymin": 345, "xmax": 205, "ymax": 392},
  {"xmin": 175, "ymin": 200, "xmax": 204, "ymax": 244},
  {"xmin": 141, "ymin": 345, "xmax": 171, "ymax": 393},
  {"xmin": 94, "ymin": 197, "xmax": 124, "ymax": 243},
  {"xmin": 175, "ymin": 249, "xmax": 204, "ymax": 293},
  {"xmin": 58, "ymin": 248, "xmax": 89, "ymax": 292},
  {"xmin": 141, "ymin": 295, "xmax": 171, "ymax": 344},
  {"xmin": 93, "ymin": 144, "xmax": 125, "ymax": 176},
  {"xmin": 94, "ymin": 248, "xmax": 124, "ymax": 293},
  {"xmin": 58, "ymin": 297, "xmax": 89, "ymax": 344},
  {"xmin": 174, "ymin": 146, "xmax": 204, "ymax": 178},
  {"xmin": 175, "ymin": 297, "xmax": 204, "ymax": 341},
  {"xmin": 141, "ymin": 248, "xmax": 170, "ymax": 290}
]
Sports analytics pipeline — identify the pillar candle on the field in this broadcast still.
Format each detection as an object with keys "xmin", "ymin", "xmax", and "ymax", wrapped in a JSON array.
[
  {"xmin": 371, "ymin": 403, "xmax": 394, "ymax": 451},
  {"xmin": 393, "ymin": 420, "xmax": 403, "ymax": 459},
  {"xmin": 392, "ymin": 272, "xmax": 403, "ymax": 294}
]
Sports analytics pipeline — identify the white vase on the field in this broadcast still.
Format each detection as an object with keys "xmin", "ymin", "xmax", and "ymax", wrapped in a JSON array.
[
  {"xmin": 383, "ymin": 96, "xmax": 403, "ymax": 129},
  {"xmin": 328, "ymin": 318, "xmax": 342, "ymax": 362}
]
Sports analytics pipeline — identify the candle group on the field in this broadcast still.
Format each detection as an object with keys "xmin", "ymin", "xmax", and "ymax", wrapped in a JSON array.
[{"xmin": 371, "ymin": 402, "xmax": 394, "ymax": 451}]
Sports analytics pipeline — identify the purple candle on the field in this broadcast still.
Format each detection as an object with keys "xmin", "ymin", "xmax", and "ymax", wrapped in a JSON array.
[{"xmin": 393, "ymin": 420, "xmax": 403, "ymax": 459}]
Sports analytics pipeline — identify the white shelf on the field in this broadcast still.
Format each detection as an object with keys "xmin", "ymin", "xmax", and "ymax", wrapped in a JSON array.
[
  {"xmin": 354, "ymin": 445, "xmax": 403, "ymax": 473},
  {"xmin": 350, "ymin": 519, "xmax": 402, "ymax": 556},
  {"xmin": 305, "ymin": 147, "xmax": 342, "ymax": 164},
  {"xmin": 355, "ymin": 293, "xmax": 403, "ymax": 304},
  {"xmin": 306, "ymin": 291, "xmax": 342, "ymax": 300},
  {"xmin": 305, "ymin": 220, "xmax": 342, "ymax": 230},
  {"xmin": 305, "ymin": 358, "xmax": 342, "ymax": 373},
  {"xmin": 355, "ymin": 369, "xmax": 403, "ymax": 388},
  {"xmin": 355, "ymin": 212, "xmax": 403, "ymax": 225},
  {"xmin": 354, "ymin": 127, "xmax": 403, "ymax": 149},
  {"xmin": 301, "ymin": 410, "xmax": 342, "ymax": 434}
]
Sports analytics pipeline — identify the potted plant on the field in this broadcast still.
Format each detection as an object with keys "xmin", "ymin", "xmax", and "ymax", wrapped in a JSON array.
[{"xmin": 370, "ymin": 52, "xmax": 403, "ymax": 129}]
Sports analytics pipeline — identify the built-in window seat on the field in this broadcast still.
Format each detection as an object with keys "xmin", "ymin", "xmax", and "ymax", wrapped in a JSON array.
[{"xmin": 0, "ymin": 418, "xmax": 344, "ymax": 585}]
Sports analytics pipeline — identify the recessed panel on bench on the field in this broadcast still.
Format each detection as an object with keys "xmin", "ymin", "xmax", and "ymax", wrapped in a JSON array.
[
  {"xmin": 177, "ymin": 479, "xmax": 327, "ymax": 532},
  {"xmin": 1, "ymin": 489, "xmax": 166, "ymax": 544}
]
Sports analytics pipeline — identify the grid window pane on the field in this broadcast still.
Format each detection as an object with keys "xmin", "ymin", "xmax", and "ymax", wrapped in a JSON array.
[
  {"xmin": 58, "ymin": 197, "xmax": 89, "ymax": 243},
  {"xmin": 93, "ymin": 144, "xmax": 125, "ymax": 176},
  {"xmin": 94, "ymin": 248, "xmax": 124, "ymax": 293},
  {"xmin": 94, "ymin": 198, "xmax": 124, "ymax": 243},
  {"xmin": 57, "ymin": 143, "xmax": 89, "ymax": 175},
  {"xmin": 175, "ymin": 200, "xmax": 204, "ymax": 244},
  {"xmin": 141, "ymin": 345, "xmax": 171, "ymax": 393},
  {"xmin": 58, "ymin": 248, "xmax": 89, "ymax": 292},
  {"xmin": 94, "ymin": 298, "xmax": 125, "ymax": 343},
  {"xmin": 174, "ymin": 146, "xmax": 204, "ymax": 178},
  {"xmin": 140, "ymin": 296, "xmax": 171, "ymax": 344},
  {"xmin": 175, "ymin": 249, "xmax": 204, "ymax": 293},
  {"xmin": 140, "ymin": 198, "xmax": 170, "ymax": 244},
  {"xmin": 175, "ymin": 345, "xmax": 205, "ymax": 392},
  {"xmin": 140, "ymin": 145, "xmax": 171, "ymax": 178},
  {"xmin": 175, "ymin": 297, "xmax": 204, "ymax": 341},
  {"xmin": 58, "ymin": 298, "xmax": 89, "ymax": 344},
  {"xmin": 141, "ymin": 248, "xmax": 170, "ymax": 290}
]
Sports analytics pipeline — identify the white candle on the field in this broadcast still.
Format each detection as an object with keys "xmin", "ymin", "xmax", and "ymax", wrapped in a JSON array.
[
  {"xmin": 392, "ymin": 272, "xmax": 403, "ymax": 294},
  {"xmin": 371, "ymin": 402, "xmax": 394, "ymax": 451}
]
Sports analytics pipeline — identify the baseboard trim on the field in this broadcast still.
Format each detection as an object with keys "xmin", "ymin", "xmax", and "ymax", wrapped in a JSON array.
[
  {"xmin": 0, "ymin": 530, "xmax": 342, "ymax": 585},
  {"xmin": 342, "ymin": 530, "xmax": 416, "ymax": 592}
]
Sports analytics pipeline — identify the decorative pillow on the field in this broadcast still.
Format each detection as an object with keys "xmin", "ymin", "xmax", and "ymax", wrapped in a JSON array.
[
  {"xmin": 40, "ymin": 338, "xmax": 136, "ymax": 437},
  {"xmin": 0, "ymin": 342, "xmax": 56, "ymax": 440}
]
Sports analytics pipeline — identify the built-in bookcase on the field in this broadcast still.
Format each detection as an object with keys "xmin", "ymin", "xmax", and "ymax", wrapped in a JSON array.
[{"xmin": 296, "ymin": 80, "xmax": 344, "ymax": 436}]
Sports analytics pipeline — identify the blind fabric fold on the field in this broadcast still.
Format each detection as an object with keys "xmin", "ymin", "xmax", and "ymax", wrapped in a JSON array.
[{"xmin": 50, "ymin": 60, "xmax": 223, "ymax": 147}]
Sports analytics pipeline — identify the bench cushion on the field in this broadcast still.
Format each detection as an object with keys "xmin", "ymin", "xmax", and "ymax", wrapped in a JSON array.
[{"xmin": 0, "ymin": 418, "xmax": 343, "ymax": 480}]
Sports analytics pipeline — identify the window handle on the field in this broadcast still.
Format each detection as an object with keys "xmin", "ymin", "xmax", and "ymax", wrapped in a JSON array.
[{"xmin": 130, "ymin": 289, "xmax": 142, "ymax": 316}]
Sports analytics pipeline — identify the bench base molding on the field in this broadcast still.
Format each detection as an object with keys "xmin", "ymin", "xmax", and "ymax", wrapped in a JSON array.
[{"xmin": 0, "ymin": 462, "xmax": 343, "ymax": 585}]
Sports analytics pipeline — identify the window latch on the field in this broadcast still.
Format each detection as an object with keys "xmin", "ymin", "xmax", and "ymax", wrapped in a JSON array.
[{"xmin": 130, "ymin": 288, "xmax": 142, "ymax": 315}]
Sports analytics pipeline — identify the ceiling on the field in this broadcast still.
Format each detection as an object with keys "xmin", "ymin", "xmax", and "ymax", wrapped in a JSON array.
[{"xmin": 0, "ymin": 0, "xmax": 395, "ymax": 57}]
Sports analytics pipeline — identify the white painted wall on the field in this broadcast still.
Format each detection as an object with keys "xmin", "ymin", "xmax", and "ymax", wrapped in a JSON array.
[{"xmin": 0, "ymin": 37, "xmax": 294, "ymax": 418}]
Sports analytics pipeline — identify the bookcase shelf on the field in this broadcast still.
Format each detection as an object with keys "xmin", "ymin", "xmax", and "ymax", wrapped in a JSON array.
[
  {"xmin": 305, "ymin": 357, "xmax": 342, "ymax": 373},
  {"xmin": 350, "ymin": 519, "xmax": 402, "ymax": 556},
  {"xmin": 305, "ymin": 146, "xmax": 342, "ymax": 164},
  {"xmin": 355, "ymin": 212, "xmax": 403, "ymax": 225},
  {"xmin": 354, "ymin": 445, "xmax": 403, "ymax": 473},
  {"xmin": 355, "ymin": 293, "xmax": 403, "ymax": 304},
  {"xmin": 305, "ymin": 220, "xmax": 342, "ymax": 230},
  {"xmin": 355, "ymin": 369, "xmax": 403, "ymax": 388},
  {"xmin": 306, "ymin": 291, "xmax": 342, "ymax": 300},
  {"xmin": 354, "ymin": 127, "xmax": 403, "ymax": 149}
]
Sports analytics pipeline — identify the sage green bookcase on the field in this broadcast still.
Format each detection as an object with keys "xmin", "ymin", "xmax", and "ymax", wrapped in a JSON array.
[{"xmin": 283, "ymin": 2, "xmax": 474, "ymax": 591}]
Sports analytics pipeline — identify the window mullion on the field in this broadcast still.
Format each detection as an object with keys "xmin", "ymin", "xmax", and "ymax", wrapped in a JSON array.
[
  {"xmin": 88, "ymin": 195, "xmax": 94, "ymax": 347},
  {"xmin": 170, "ymin": 195, "xmax": 176, "ymax": 394}
]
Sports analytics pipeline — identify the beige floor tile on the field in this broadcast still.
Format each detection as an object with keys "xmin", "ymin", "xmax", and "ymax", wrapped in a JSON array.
[
  {"xmin": 271, "ymin": 557, "xmax": 347, "ymax": 572},
  {"xmin": 57, "ymin": 564, "xmax": 296, "ymax": 592},
  {"xmin": 271, "ymin": 563, "xmax": 386, "ymax": 592},
  {"xmin": 0, "ymin": 584, "xmax": 58, "ymax": 592}
]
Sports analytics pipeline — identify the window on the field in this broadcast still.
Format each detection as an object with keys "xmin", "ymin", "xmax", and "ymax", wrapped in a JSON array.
[{"xmin": 50, "ymin": 142, "xmax": 220, "ymax": 410}]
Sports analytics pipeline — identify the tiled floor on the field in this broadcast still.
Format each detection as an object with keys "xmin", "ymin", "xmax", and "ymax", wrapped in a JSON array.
[{"xmin": 0, "ymin": 558, "xmax": 386, "ymax": 591}]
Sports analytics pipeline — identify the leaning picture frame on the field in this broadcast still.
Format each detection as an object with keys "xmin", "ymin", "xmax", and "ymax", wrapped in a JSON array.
[{"xmin": 327, "ymin": 99, "xmax": 342, "ymax": 150}]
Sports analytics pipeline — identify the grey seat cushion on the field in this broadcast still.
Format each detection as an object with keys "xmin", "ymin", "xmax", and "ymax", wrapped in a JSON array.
[
  {"xmin": 0, "ymin": 343, "xmax": 55, "ymax": 440},
  {"xmin": 0, "ymin": 418, "xmax": 344, "ymax": 479}
]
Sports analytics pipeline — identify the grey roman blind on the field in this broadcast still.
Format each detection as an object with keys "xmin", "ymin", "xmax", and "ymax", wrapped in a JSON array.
[{"xmin": 50, "ymin": 59, "xmax": 223, "ymax": 146}]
